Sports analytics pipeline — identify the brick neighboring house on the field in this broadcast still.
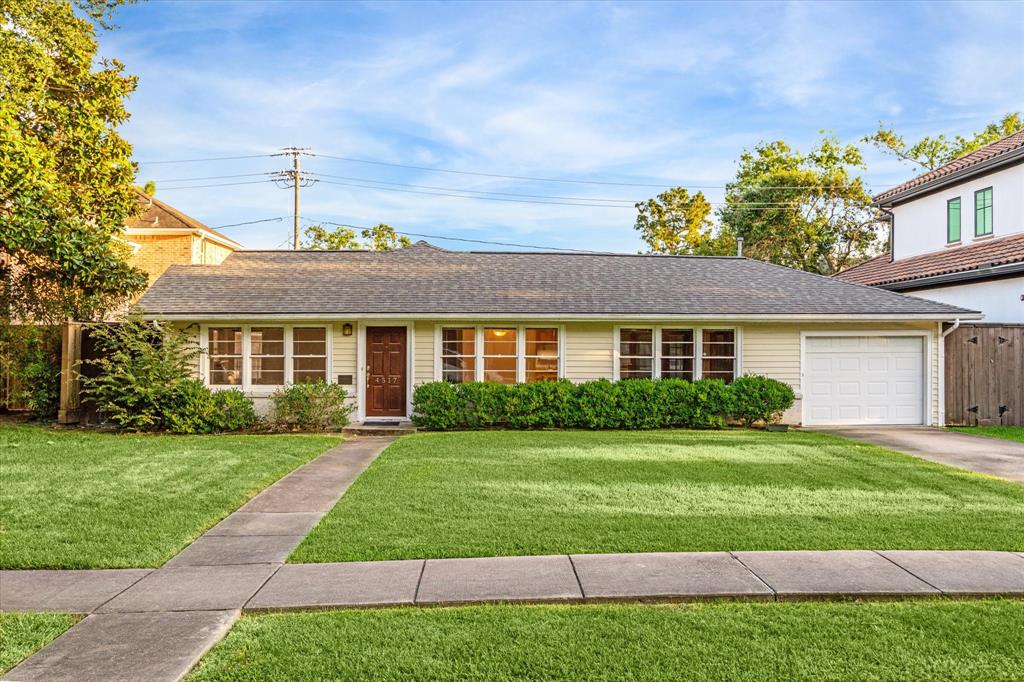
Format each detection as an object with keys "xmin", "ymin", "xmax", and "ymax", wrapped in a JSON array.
[{"xmin": 124, "ymin": 189, "xmax": 241, "ymax": 285}]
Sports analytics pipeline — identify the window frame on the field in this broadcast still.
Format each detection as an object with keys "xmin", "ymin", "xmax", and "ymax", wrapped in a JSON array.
[
  {"xmin": 439, "ymin": 326, "xmax": 477, "ymax": 384},
  {"xmin": 291, "ymin": 326, "xmax": 330, "ymax": 386},
  {"xmin": 613, "ymin": 326, "xmax": 740, "ymax": 382},
  {"xmin": 946, "ymin": 197, "xmax": 961, "ymax": 244},
  {"xmin": 974, "ymin": 187, "xmax": 993, "ymax": 237},
  {"xmin": 434, "ymin": 324, "xmax": 565, "ymax": 383},
  {"xmin": 200, "ymin": 323, "xmax": 333, "ymax": 395}
]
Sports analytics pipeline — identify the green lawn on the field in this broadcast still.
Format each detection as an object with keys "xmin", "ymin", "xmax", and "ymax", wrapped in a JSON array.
[
  {"xmin": 188, "ymin": 601, "xmax": 1024, "ymax": 681},
  {"xmin": 949, "ymin": 425, "xmax": 1024, "ymax": 444},
  {"xmin": 292, "ymin": 430, "xmax": 1024, "ymax": 562},
  {"xmin": 0, "ymin": 425, "xmax": 339, "ymax": 569},
  {"xmin": 0, "ymin": 613, "xmax": 79, "ymax": 674}
]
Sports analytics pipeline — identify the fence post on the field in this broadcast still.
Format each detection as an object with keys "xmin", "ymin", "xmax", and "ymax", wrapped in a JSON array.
[{"xmin": 57, "ymin": 322, "xmax": 82, "ymax": 425}]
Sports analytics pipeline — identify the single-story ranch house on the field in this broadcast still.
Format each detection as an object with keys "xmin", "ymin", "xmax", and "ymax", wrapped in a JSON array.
[{"xmin": 138, "ymin": 242, "xmax": 981, "ymax": 427}]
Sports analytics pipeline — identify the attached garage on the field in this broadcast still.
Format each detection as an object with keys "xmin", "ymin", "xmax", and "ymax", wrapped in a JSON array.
[{"xmin": 802, "ymin": 334, "xmax": 927, "ymax": 426}]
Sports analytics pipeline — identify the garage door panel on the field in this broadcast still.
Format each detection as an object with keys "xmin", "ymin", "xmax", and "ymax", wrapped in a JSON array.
[{"xmin": 804, "ymin": 335, "xmax": 924, "ymax": 426}]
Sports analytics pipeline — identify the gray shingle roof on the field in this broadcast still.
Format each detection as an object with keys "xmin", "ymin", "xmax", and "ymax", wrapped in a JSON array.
[{"xmin": 137, "ymin": 243, "xmax": 978, "ymax": 318}]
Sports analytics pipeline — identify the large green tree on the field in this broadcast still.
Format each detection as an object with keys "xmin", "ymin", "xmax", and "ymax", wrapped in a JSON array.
[
  {"xmin": 633, "ymin": 187, "xmax": 719, "ymax": 255},
  {"xmin": 303, "ymin": 223, "xmax": 412, "ymax": 251},
  {"xmin": 1, "ymin": 0, "xmax": 147, "ymax": 324},
  {"xmin": 865, "ymin": 112, "xmax": 1023, "ymax": 172},
  {"xmin": 716, "ymin": 134, "xmax": 879, "ymax": 275}
]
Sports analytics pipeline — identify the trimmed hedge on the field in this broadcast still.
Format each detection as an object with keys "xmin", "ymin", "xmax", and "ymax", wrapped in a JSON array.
[{"xmin": 411, "ymin": 375, "xmax": 794, "ymax": 431}]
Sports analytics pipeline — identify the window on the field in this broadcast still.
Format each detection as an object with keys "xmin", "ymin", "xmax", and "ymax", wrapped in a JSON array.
[
  {"xmin": 525, "ymin": 328, "xmax": 559, "ymax": 382},
  {"xmin": 441, "ymin": 327, "xmax": 475, "ymax": 383},
  {"xmin": 702, "ymin": 329, "xmax": 736, "ymax": 382},
  {"xmin": 250, "ymin": 327, "xmax": 284, "ymax": 385},
  {"xmin": 947, "ymin": 197, "xmax": 961, "ymax": 243},
  {"xmin": 208, "ymin": 328, "xmax": 243, "ymax": 385},
  {"xmin": 975, "ymin": 187, "xmax": 993, "ymax": 236},
  {"xmin": 615, "ymin": 326, "xmax": 737, "ymax": 382},
  {"xmin": 292, "ymin": 327, "xmax": 327, "ymax": 383},
  {"xmin": 618, "ymin": 328, "xmax": 654, "ymax": 379},
  {"xmin": 661, "ymin": 329, "xmax": 694, "ymax": 380},
  {"xmin": 483, "ymin": 328, "xmax": 517, "ymax": 383},
  {"xmin": 437, "ymin": 325, "xmax": 561, "ymax": 382}
]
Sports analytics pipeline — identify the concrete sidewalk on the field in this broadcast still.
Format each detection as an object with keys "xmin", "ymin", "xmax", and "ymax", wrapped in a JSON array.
[
  {"xmin": 1, "ymin": 436, "xmax": 394, "ymax": 682},
  {"xmin": 823, "ymin": 427, "xmax": 1024, "ymax": 483}
]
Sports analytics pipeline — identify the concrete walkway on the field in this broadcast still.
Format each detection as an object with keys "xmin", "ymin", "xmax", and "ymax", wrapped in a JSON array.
[
  {"xmin": 824, "ymin": 427, "xmax": 1024, "ymax": 483},
  {"xmin": 1, "ymin": 436, "xmax": 394, "ymax": 682}
]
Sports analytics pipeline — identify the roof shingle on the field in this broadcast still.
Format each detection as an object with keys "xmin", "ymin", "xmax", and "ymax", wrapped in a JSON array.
[
  {"xmin": 833, "ymin": 233, "xmax": 1024, "ymax": 288},
  {"xmin": 137, "ymin": 243, "xmax": 975, "ymax": 318}
]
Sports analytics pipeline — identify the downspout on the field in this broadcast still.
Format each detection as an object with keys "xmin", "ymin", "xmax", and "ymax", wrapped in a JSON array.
[
  {"xmin": 941, "ymin": 318, "xmax": 960, "ymax": 338},
  {"xmin": 938, "ymin": 318, "xmax": 960, "ymax": 428}
]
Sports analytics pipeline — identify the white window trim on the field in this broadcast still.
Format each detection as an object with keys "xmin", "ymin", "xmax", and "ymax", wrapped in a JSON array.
[
  {"xmin": 433, "ymin": 324, "xmax": 565, "ymax": 383},
  {"xmin": 200, "ymin": 323, "xmax": 333, "ymax": 396},
  {"xmin": 612, "ymin": 325, "xmax": 741, "ymax": 381}
]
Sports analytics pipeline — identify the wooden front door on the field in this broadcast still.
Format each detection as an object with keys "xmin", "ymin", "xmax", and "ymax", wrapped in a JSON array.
[{"xmin": 366, "ymin": 326, "xmax": 407, "ymax": 417}]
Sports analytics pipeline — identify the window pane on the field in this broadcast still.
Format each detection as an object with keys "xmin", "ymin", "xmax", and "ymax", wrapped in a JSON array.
[
  {"xmin": 703, "ymin": 357, "xmax": 735, "ymax": 381},
  {"xmin": 484, "ymin": 355, "xmax": 516, "ymax": 383},
  {"xmin": 619, "ymin": 356, "xmax": 653, "ymax": 378},
  {"xmin": 251, "ymin": 356, "xmax": 284, "ymax": 385},
  {"xmin": 526, "ymin": 356, "xmax": 559, "ymax": 372},
  {"xmin": 661, "ymin": 357, "xmax": 694, "ymax": 379},
  {"xmin": 947, "ymin": 198, "xmax": 961, "ymax": 242},
  {"xmin": 619, "ymin": 328, "xmax": 653, "ymax": 357},
  {"xmin": 293, "ymin": 328, "xmax": 326, "ymax": 356},
  {"xmin": 209, "ymin": 357, "xmax": 242, "ymax": 385},
  {"xmin": 662, "ymin": 329, "xmax": 694, "ymax": 357},
  {"xmin": 975, "ymin": 188, "xmax": 993, "ymax": 236},
  {"xmin": 525, "ymin": 328, "xmax": 558, "ymax": 356},
  {"xmin": 442, "ymin": 328, "xmax": 475, "ymax": 356},
  {"xmin": 443, "ymin": 369, "xmax": 475, "ymax": 383},
  {"xmin": 209, "ymin": 327, "xmax": 242, "ymax": 356},
  {"xmin": 443, "ymin": 356, "xmax": 475, "ymax": 372},
  {"xmin": 251, "ymin": 327, "xmax": 284, "ymax": 356},
  {"xmin": 484, "ymin": 328, "xmax": 517, "ymax": 356},
  {"xmin": 525, "ymin": 371, "xmax": 558, "ymax": 382}
]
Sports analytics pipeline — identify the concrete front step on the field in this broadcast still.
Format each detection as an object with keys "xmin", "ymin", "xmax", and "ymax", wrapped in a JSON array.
[{"xmin": 342, "ymin": 422, "xmax": 416, "ymax": 436}]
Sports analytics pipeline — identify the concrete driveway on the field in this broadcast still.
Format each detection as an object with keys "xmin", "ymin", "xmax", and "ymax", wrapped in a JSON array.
[{"xmin": 822, "ymin": 427, "xmax": 1024, "ymax": 484}]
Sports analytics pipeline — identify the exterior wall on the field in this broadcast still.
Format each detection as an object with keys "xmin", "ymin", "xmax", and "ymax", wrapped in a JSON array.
[
  {"xmin": 129, "ymin": 234, "xmax": 194, "ymax": 284},
  {"xmin": 195, "ymin": 238, "xmax": 234, "ymax": 266},
  {"xmin": 903, "ymin": 276, "xmax": 1024, "ymax": 324},
  {"xmin": 179, "ymin": 318, "xmax": 944, "ymax": 425},
  {"xmin": 891, "ymin": 163, "xmax": 1024, "ymax": 260}
]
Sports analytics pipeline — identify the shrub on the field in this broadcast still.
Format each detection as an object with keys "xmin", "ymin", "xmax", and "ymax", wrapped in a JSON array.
[
  {"xmin": 269, "ymin": 381, "xmax": 353, "ymax": 431},
  {"xmin": 0, "ymin": 323, "xmax": 60, "ymax": 420},
  {"xmin": 412, "ymin": 377, "xmax": 747, "ymax": 431},
  {"xmin": 163, "ymin": 380, "xmax": 259, "ymax": 434},
  {"xmin": 730, "ymin": 375, "xmax": 796, "ymax": 427}
]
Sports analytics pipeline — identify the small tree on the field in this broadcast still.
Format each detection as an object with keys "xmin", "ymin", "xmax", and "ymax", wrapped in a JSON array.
[
  {"xmin": 634, "ymin": 187, "xmax": 724, "ymax": 255},
  {"xmin": 865, "ymin": 112, "xmax": 1023, "ymax": 172},
  {"xmin": 302, "ymin": 223, "xmax": 411, "ymax": 251}
]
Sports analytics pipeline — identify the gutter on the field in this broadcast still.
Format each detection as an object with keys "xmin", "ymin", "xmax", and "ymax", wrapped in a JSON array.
[
  {"xmin": 873, "ymin": 147, "xmax": 1024, "ymax": 207},
  {"xmin": 880, "ymin": 260, "xmax": 1024, "ymax": 291},
  {"xmin": 942, "ymin": 318, "xmax": 961, "ymax": 338},
  {"xmin": 138, "ymin": 311, "xmax": 985, "ymax": 322}
]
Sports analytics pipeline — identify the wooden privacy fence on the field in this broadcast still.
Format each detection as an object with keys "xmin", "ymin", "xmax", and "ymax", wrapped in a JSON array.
[
  {"xmin": 945, "ymin": 324, "xmax": 1024, "ymax": 426},
  {"xmin": 57, "ymin": 322, "xmax": 108, "ymax": 425}
]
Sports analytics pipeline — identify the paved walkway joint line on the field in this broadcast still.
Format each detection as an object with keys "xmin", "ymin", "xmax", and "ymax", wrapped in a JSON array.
[{"xmin": 1, "ymin": 437, "xmax": 394, "ymax": 682}]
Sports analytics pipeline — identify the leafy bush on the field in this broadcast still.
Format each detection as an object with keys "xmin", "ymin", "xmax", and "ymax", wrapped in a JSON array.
[
  {"xmin": 412, "ymin": 376, "xmax": 778, "ymax": 431},
  {"xmin": 730, "ymin": 374, "xmax": 796, "ymax": 427},
  {"xmin": 269, "ymin": 381, "xmax": 353, "ymax": 431},
  {"xmin": 0, "ymin": 323, "xmax": 60, "ymax": 420},
  {"xmin": 81, "ymin": 316, "xmax": 258, "ymax": 433}
]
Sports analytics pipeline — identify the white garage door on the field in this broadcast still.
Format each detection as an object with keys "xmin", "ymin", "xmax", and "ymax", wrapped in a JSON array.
[{"xmin": 803, "ymin": 336, "xmax": 925, "ymax": 426}]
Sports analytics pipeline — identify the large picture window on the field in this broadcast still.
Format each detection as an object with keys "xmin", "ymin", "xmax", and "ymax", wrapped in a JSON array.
[
  {"xmin": 975, "ymin": 187, "xmax": 993, "ymax": 236},
  {"xmin": 437, "ymin": 325, "xmax": 561, "ymax": 383},
  {"xmin": 615, "ymin": 327, "xmax": 737, "ymax": 383},
  {"xmin": 204, "ymin": 325, "xmax": 331, "ymax": 391}
]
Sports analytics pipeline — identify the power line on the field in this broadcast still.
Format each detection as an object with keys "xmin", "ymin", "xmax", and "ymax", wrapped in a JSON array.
[
  {"xmin": 145, "ymin": 173, "xmax": 272, "ymax": 183},
  {"xmin": 208, "ymin": 217, "xmax": 286, "ymax": 229},
  {"xmin": 156, "ymin": 179, "xmax": 277, "ymax": 191},
  {"xmin": 135, "ymin": 154, "xmax": 277, "ymax": 165}
]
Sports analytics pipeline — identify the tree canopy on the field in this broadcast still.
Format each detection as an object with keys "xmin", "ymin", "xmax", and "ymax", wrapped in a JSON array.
[
  {"xmin": 1, "ymin": 0, "xmax": 147, "ymax": 324},
  {"xmin": 865, "ymin": 112, "xmax": 1023, "ymax": 172},
  {"xmin": 633, "ymin": 187, "xmax": 718, "ymax": 255},
  {"xmin": 302, "ymin": 223, "xmax": 412, "ymax": 251}
]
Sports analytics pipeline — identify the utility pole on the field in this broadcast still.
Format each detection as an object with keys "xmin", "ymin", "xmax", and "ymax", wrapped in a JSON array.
[{"xmin": 273, "ymin": 147, "xmax": 314, "ymax": 250}]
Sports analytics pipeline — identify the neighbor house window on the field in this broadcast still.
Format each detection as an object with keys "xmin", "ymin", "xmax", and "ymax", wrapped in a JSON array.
[
  {"xmin": 947, "ymin": 197, "xmax": 961, "ymax": 243},
  {"xmin": 441, "ymin": 327, "xmax": 475, "ymax": 383},
  {"xmin": 292, "ymin": 327, "xmax": 327, "ymax": 383},
  {"xmin": 525, "ymin": 328, "xmax": 559, "ymax": 382},
  {"xmin": 483, "ymin": 328, "xmax": 517, "ymax": 383},
  {"xmin": 660, "ymin": 329, "xmax": 694, "ymax": 380},
  {"xmin": 702, "ymin": 329, "xmax": 736, "ymax": 382},
  {"xmin": 437, "ymin": 325, "xmax": 562, "ymax": 383},
  {"xmin": 615, "ymin": 327, "xmax": 737, "ymax": 382},
  {"xmin": 250, "ymin": 327, "xmax": 284, "ymax": 385},
  {"xmin": 208, "ymin": 328, "xmax": 242, "ymax": 386},
  {"xmin": 618, "ymin": 328, "xmax": 654, "ymax": 379},
  {"xmin": 975, "ymin": 187, "xmax": 993, "ymax": 236}
]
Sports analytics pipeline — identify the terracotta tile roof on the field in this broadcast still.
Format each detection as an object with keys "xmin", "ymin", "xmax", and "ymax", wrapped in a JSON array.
[
  {"xmin": 834, "ymin": 233, "xmax": 1024, "ymax": 288},
  {"xmin": 137, "ymin": 242, "xmax": 976, "ymax": 318},
  {"xmin": 125, "ymin": 189, "xmax": 240, "ymax": 247},
  {"xmin": 873, "ymin": 130, "xmax": 1024, "ymax": 204}
]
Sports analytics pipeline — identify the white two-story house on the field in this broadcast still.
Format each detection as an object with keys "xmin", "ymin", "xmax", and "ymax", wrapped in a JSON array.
[
  {"xmin": 836, "ymin": 130, "xmax": 1023, "ymax": 323},
  {"xmin": 836, "ymin": 130, "xmax": 1023, "ymax": 426}
]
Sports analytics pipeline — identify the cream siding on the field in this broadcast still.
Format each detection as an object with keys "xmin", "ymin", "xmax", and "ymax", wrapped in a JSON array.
[
  {"xmin": 333, "ymin": 322, "xmax": 358, "ymax": 382},
  {"xmin": 413, "ymin": 321, "xmax": 435, "ymax": 385},
  {"xmin": 563, "ymin": 322, "xmax": 614, "ymax": 381}
]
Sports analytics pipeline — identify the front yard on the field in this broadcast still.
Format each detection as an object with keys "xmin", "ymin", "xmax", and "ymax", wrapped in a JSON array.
[
  {"xmin": 0, "ymin": 613, "xmax": 78, "ymax": 675},
  {"xmin": 949, "ymin": 426, "xmax": 1024, "ymax": 444},
  {"xmin": 0, "ymin": 425, "xmax": 339, "ymax": 569},
  {"xmin": 292, "ymin": 430, "xmax": 1024, "ymax": 562},
  {"xmin": 187, "ymin": 600, "xmax": 1024, "ymax": 681}
]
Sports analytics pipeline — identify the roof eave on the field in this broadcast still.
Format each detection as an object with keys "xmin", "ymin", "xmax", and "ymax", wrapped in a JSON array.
[
  {"xmin": 140, "ymin": 311, "xmax": 983, "ymax": 322},
  {"xmin": 878, "ymin": 260, "xmax": 1024, "ymax": 291},
  {"xmin": 872, "ymin": 146, "xmax": 1024, "ymax": 207}
]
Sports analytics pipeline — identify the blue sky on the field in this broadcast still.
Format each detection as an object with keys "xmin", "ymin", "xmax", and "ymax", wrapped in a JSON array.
[{"xmin": 100, "ymin": 1, "xmax": 1024, "ymax": 251}]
